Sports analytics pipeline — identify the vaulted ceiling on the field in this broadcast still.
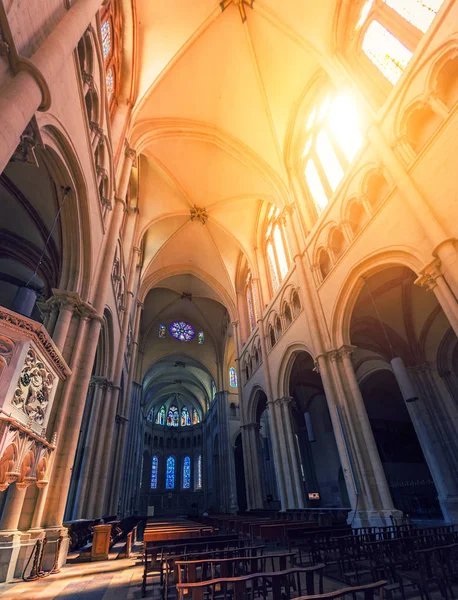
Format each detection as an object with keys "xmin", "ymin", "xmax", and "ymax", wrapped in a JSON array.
[{"xmin": 127, "ymin": 0, "xmax": 340, "ymax": 381}]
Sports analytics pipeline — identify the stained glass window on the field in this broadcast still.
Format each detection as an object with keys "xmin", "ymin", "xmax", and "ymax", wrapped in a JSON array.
[
  {"xmin": 328, "ymin": 95, "xmax": 363, "ymax": 162},
  {"xmin": 383, "ymin": 0, "xmax": 443, "ymax": 33},
  {"xmin": 316, "ymin": 131, "xmax": 344, "ymax": 191},
  {"xmin": 183, "ymin": 456, "xmax": 191, "ymax": 489},
  {"xmin": 151, "ymin": 456, "xmax": 158, "ymax": 489},
  {"xmin": 106, "ymin": 67, "xmax": 114, "ymax": 99},
  {"xmin": 169, "ymin": 321, "xmax": 195, "ymax": 342},
  {"xmin": 193, "ymin": 408, "xmax": 200, "ymax": 424},
  {"xmin": 305, "ymin": 159, "xmax": 328, "ymax": 213},
  {"xmin": 229, "ymin": 367, "xmax": 237, "ymax": 388},
  {"xmin": 167, "ymin": 406, "xmax": 179, "ymax": 427},
  {"xmin": 197, "ymin": 331, "xmax": 204, "ymax": 344},
  {"xmin": 166, "ymin": 455, "xmax": 175, "ymax": 489},
  {"xmin": 181, "ymin": 407, "xmax": 191, "ymax": 426},
  {"xmin": 156, "ymin": 406, "xmax": 166, "ymax": 425},
  {"xmin": 267, "ymin": 243, "xmax": 280, "ymax": 292},
  {"xmin": 101, "ymin": 19, "xmax": 111, "ymax": 59},
  {"xmin": 147, "ymin": 408, "xmax": 154, "ymax": 422},
  {"xmin": 159, "ymin": 324, "xmax": 166, "ymax": 339},
  {"xmin": 196, "ymin": 454, "xmax": 202, "ymax": 489},
  {"xmin": 211, "ymin": 381, "xmax": 217, "ymax": 400},
  {"xmin": 273, "ymin": 226, "xmax": 289, "ymax": 279},
  {"xmin": 362, "ymin": 21, "xmax": 412, "ymax": 84}
]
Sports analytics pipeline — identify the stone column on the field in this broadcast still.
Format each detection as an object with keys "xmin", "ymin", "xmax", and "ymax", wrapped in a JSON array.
[
  {"xmin": 0, "ymin": 0, "xmax": 104, "ymax": 173},
  {"xmin": 338, "ymin": 346, "xmax": 396, "ymax": 513},
  {"xmin": 242, "ymin": 423, "xmax": 264, "ymax": 509},
  {"xmin": 42, "ymin": 146, "xmax": 135, "ymax": 527},
  {"xmin": 108, "ymin": 300, "xmax": 143, "ymax": 515},
  {"xmin": 71, "ymin": 378, "xmax": 109, "ymax": 519},
  {"xmin": 415, "ymin": 259, "xmax": 458, "ymax": 338},
  {"xmin": 257, "ymin": 317, "xmax": 288, "ymax": 510},
  {"xmin": 94, "ymin": 242, "xmax": 141, "ymax": 517},
  {"xmin": 278, "ymin": 397, "xmax": 305, "ymax": 508},
  {"xmin": 367, "ymin": 125, "xmax": 458, "ymax": 298},
  {"xmin": 0, "ymin": 485, "xmax": 28, "ymax": 531},
  {"xmin": 215, "ymin": 391, "xmax": 237, "ymax": 513}
]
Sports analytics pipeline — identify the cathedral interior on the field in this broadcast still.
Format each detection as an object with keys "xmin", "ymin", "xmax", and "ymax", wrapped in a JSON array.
[{"xmin": 0, "ymin": 0, "xmax": 458, "ymax": 597}]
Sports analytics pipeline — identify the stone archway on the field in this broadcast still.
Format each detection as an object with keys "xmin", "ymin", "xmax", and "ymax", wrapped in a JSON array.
[
  {"xmin": 288, "ymin": 351, "xmax": 348, "ymax": 508},
  {"xmin": 349, "ymin": 265, "xmax": 458, "ymax": 522}
]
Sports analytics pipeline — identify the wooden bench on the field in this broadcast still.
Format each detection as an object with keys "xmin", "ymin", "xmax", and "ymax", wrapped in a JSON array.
[
  {"xmin": 176, "ymin": 564, "xmax": 325, "ymax": 600},
  {"xmin": 295, "ymin": 580, "xmax": 387, "ymax": 600}
]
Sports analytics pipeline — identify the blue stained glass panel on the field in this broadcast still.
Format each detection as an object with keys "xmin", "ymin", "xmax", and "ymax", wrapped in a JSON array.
[
  {"xmin": 156, "ymin": 406, "xmax": 166, "ymax": 425},
  {"xmin": 167, "ymin": 406, "xmax": 179, "ymax": 427},
  {"xmin": 229, "ymin": 367, "xmax": 237, "ymax": 388},
  {"xmin": 166, "ymin": 455, "xmax": 175, "ymax": 489},
  {"xmin": 196, "ymin": 454, "xmax": 202, "ymax": 489},
  {"xmin": 151, "ymin": 456, "xmax": 158, "ymax": 489},
  {"xmin": 181, "ymin": 407, "xmax": 191, "ymax": 426},
  {"xmin": 159, "ymin": 324, "xmax": 166, "ymax": 338},
  {"xmin": 146, "ymin": 408, "xmax": 154, "ymax": 422},
  {"xmin": 101, "ymin": 20, "xmax": 111, "ymax": 59},
  {"xmin": 183, "ymin": 456, "xmax": 191, "ymax": 489}
]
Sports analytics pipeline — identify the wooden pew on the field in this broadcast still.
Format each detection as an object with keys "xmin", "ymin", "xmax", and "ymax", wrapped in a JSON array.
[
  {"xmin": 175, "ymin": 564, "xmax": 325, "ymax": 600},
  {"xmin": 295, "ymin": 580, "xmax": 387, "ymax": 600}
]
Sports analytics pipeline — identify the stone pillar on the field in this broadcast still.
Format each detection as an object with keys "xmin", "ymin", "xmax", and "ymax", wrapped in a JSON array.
[
  {"xmin": 0, "ymin": 0, "xmax": 104, "ymax": 173},
  {"xmin": 367, "ymin": 125, "xmax": 458, "ymax": 298},
  {"xmin": 95, "ymin": 242, "xmax": 141, "ymax": 517},
  {"xmin": 42, "ymin": 145, "xmax": 135, "ymax": 527},
  {"xmin": 108, "ymin": 300, "xmax": 143, "ymax": 515},
  {"xmin": 257, "ymin": 317, "xmax": 288, "ymax": 510},
  {"xmin": 0, "ymin": 486, "xmax": 28, "ymax": 532},
  {"xmin": 338, "ymin": 346, "xmax": 396, "ymax": 513},
  {"xmin": 278, "ymin": 397, "xmax": 305, "ymax": 508},
  {"xmin": 407, "ymin": 364, "xmax": 458, "ymax": 522},
  {"xmin": 215, "ymin": 391, "xmax": 237, "ymax": 513},
  {"xmin": 415, "ymin": 259, "xmax": 458, "ymax": 338},
  {"xmin": 241, "ymin": 423, "xmax": 264, "ymax": 509}
]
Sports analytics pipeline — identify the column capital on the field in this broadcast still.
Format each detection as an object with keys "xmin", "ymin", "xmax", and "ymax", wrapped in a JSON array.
[
  {"xmin": 124, "ymin": 141, "xmax": 137, "ymax": 163},
  {"xmin": 337, "ymin": 344, "xmax": 357, "ymax": 360},
  {"xmin": 414, "ymin": 258, "xmax": 442, "ymax": 292},
  {"xmin": 114, "ymin": 196, "xmax": 127, "ymax": 211},
  {"xmin": 279, "ymin": 396, "xmax": 295, "ymax": 407},
  {"xmin": 241, "ymin": 422, "xmax": 261, "ymax": 432}
]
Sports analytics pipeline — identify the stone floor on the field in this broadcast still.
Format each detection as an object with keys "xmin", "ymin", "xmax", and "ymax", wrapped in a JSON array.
[{"xmin": 0, "ymin": 553, "xmax": 145, "ymax": 600}]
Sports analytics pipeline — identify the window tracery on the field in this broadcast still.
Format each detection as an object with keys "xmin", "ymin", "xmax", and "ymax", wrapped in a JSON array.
[
  {"xmin": 265, "ymin": 206, "xmax": 290, "ymax": 296},
  {"xmin": 355, "ymin": 0, "xmax": 444, "ymax": 84},
  {"xmin": 302, "ymin": 92, "xmax": 363, "ymax": 215}
]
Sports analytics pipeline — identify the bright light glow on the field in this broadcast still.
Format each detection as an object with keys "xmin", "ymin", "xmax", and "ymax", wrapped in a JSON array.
[
  {"xmin": 362, "ymin": 21, "xmax": 412, "ymax": 84},
  {"xmin": 328, "ymin": 95, "xmax": 363, "ymax": 161},
  {"xmin": 356, "ymin": 0, "xmax": 374, "ymax": 29},
  {"xmin": 305, "ymin": 159, "xmax": 329, "ymax": 213},
  {"xmin": 267, "ymin": 243, "xmax": 280, "ymax": 292},
  {"xmin": 306, "ymin": 107, "xmax": 316, "ymax": 131},
  {"xmin": 274, "ymin": 226, "xmax": 288, "ymax": 279},
  {"xmin": 318, "ymin": 97, "xmax": 330, "ymax": 121},
  {"xmin": 302, "ymin": 138, "xmax": 312, "ymax": 157},
  {"xmin": 383, "ymin": 0, "xmax": 443, "ymax": 33},
  {"xmin": 316, "ymin": 131, "xmax": 344, "ymax": 191}
]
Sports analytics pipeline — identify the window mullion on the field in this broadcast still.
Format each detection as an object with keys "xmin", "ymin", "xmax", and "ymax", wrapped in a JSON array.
[
  {"xmin": 377, "ymin": 7, "xmax": 422, "ymax": 52},
  {"xmin": 313, "ymin": 149, "xmax": 333, "ymax": 200},
  {"xmin": 271, "ymin": 232, "xmax": 283, "ymax": 285},
  {"xmin": 325, "ymin": 124, "xmax": 349, "ymax": 172}
]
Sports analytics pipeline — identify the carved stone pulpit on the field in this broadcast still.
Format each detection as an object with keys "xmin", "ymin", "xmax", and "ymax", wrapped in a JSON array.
[{"xmin": 0, "ymin": 306, "xmax": 71, "ymax": 492}]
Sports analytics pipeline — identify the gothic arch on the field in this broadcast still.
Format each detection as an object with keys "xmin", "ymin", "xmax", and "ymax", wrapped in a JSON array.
[
  {"xmin": 276, "ymin": 342, "xmax": 316, "ymax": 399},
  {"xmin": 330, "ymin": 248, "xmax": 425, "ymax": 348}
]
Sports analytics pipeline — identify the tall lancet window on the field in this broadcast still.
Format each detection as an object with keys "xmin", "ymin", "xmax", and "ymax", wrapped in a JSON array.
[
  {"xmin": 355, "ymin": 0, "xmax": 444, "ymax": 84},
  {"xmin": 229, "ymin": 367, "xmax": 237, "ymax": 388},
  {"xmin": 166, "ymin": 456, "xmax": 176, "ymax": 489},
  {"xmin": 182, "ymin": 456, "xmax": 191, "ymax": 489},
  {"xmin": 245, "ymin": 270, "xmax": 258, "ymax": 332},
  {"xmin": 302, "ymin": 92, "xmax": 363, "ymax": 215},
  {"xmin": 167, "ymin": 406, "xmax": 179, "ymax": 427},
  {"xmin": 265, "ymin": 205, "xmax": 290, "ymax": 296},
  {"xmin": 100, "ymin": 0, "xmax": 122, "ymax": 111},
  {"xmin": 192, "ymin": 408, "xmax": 200, "ymax": 424},
  {"xmin": 151, "ymin": 456, "xmax": 158, "ymax": 489},
  {"xmin": 195, "ymin": 454, "xmax": 202, "ymax": 490},
  {"xmin": 155, "ymin": 406, "xmax": 166, "ymax": 425},
  {"xmin": 181, "ymin": 407, "xmax": 191, "ymax": 426}
]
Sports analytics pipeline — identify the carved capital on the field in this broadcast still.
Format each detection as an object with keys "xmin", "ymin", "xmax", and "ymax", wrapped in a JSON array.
[
  {"xmin": 190, "ymin": 205, "xmax": 209, "ymax": 225},
  {"xmin": 414, "ymin": 258, "xmax": 442, "ymax": 292},
  {"xmin": 125, "ymin": 142, "xmax": 136, "ymax": 163}
]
